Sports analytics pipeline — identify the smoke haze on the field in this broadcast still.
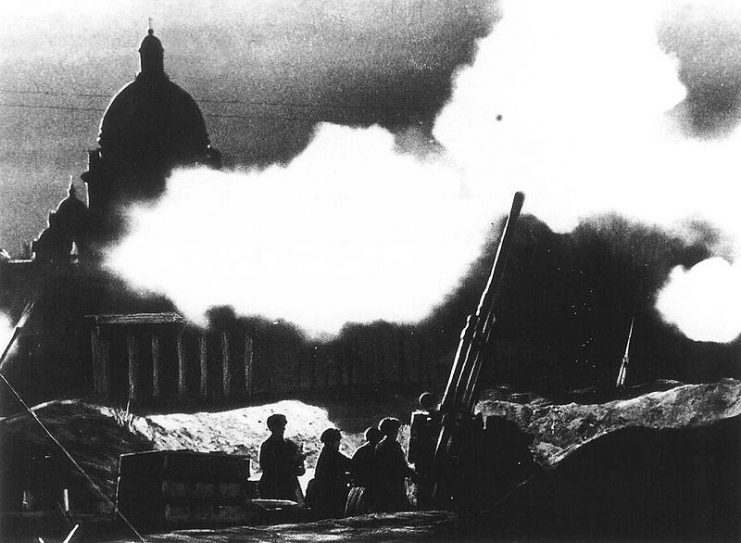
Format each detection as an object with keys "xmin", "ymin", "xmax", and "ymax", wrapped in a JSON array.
[
  {"xmin": 106, "ymin": 126, "xmax": 493, "ymax": 336},
  {"xmin": 657, "ymin": 258, "xmax": 741, "ymax": 343},
  {"xmin": 107, "ymin": 0, "xmax": 741, "ymax": 342}
]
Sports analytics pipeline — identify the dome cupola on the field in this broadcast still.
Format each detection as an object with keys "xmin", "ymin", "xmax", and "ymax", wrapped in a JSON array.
[{"xmin": 139, "ymin": 28, "xmax": 164, "ymax": 77}]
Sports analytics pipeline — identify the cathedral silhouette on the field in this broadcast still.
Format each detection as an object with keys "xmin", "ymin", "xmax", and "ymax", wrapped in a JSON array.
[
  {"xmin": 0, "ymin": 29, "xmax": 232, "ymax": 410},
  {"xmin": 31, "ymin": 27, "xmax": 221, "ymax": 258}
]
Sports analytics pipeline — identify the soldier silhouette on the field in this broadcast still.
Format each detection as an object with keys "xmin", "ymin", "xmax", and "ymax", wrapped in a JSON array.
[
  {"xmin": 307, "ymin": 428, "xmax": 351, "ymax": 518},
  {"xmin": 258, "ymin": 414, "xmax": 305, "ymax": 502},
  {"xmin": 345, "ymin": 426, "xmax": 382, "ymax": 515},
  {"xmin": 374, "ymin": 417, "xmax": 415, "ymax": 512}
]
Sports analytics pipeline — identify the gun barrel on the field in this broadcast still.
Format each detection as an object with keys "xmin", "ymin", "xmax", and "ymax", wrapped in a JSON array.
[
  {"xmin": 439, "ymin": 192, "xmax": 524, "ymax": 413},
  {"xmin": 430, "ymin": 192, "xmax": 524, "ymax": 506}
]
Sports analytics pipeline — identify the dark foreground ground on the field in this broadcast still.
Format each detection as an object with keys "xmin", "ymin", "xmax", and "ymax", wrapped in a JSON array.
[
  {"xmin": 1, "ymin": 381, "xmax": 740, "ymax": 542},
  {"xmin": 105, "ymin": 511, "xmax": 464, "ymax": 543}
]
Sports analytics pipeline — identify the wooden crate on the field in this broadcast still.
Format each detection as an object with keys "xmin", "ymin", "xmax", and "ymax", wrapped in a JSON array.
[{"xmin": 115, "ymin": 450, "xmax": 257, "ymax": 532}]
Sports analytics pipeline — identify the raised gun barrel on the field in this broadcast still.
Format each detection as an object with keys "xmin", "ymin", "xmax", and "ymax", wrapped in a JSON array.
[{"xmin": 431, "ymin": 191, "xmax": 525, "ymax": 505}]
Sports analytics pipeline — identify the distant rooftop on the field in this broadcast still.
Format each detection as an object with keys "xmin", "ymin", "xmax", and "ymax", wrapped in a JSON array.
[{"xmin": 86, "ymin": 312, "xmax": 186, "ymax": 325}]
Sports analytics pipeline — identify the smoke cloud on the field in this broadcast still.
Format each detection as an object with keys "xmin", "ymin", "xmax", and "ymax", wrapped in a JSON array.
[
  {"xmin": 107, "ymin": 0, "xmax": 741, "ymax": 341},
  {"xmin": 106, "ymin": 125, "xmax": 494, "ymax": 336},
  {"xmin": 657, "ymin": 258, "xmax": 741, "ymax": 343}
]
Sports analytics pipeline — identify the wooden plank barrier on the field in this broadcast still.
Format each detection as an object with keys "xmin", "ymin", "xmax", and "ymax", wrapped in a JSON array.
[{"xmin": 115, "ymin": 450, "xmax": 257, "ymax": 532}]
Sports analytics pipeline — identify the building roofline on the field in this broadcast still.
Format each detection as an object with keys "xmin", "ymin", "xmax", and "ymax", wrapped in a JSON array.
[{"xmin": 85, "ymin": 312, "xmax": 186, "ymax": 325}]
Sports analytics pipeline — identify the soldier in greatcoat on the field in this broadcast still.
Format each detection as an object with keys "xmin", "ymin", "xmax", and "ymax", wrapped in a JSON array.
[
  {"xmin": 345, "ymin": 426, "xmax": 382, "ymax": 515},
  {"xmin": 373, "ymin": 417, "xmax": 415, "ymax": 512},
  {"xmin": 258, "ymin": 414, "xmax": 305, "ymax": 502},
  {"xmin": 308, "ymin": 428, "xmax": 352, "ymax": 518}
]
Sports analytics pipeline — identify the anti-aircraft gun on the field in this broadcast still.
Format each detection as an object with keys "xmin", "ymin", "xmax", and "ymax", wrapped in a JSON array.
[{"xmin": 409, "ymin": 192, "xmax": 526, "ymax": 510}]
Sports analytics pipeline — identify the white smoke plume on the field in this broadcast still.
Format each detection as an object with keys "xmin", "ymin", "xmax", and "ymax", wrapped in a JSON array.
[
  {"xmin": 108, "ymin": 127, "xmax": 491, "ymax": 336},
  {"xmin": 657, "ymin": 258, "xmax": 741, "ymax": 343},
  {"xmin": 107, "ymin": 0, "xmax": 741, "ymax": 341}
]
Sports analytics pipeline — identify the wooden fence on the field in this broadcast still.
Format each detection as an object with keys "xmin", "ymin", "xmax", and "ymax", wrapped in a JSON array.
[{"xmin": 87, "ymin": 314, "xmax": 443, "ymax": 408}]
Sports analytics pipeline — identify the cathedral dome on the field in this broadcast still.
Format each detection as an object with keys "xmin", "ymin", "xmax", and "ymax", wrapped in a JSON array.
[
  {"xmin": 98, "ymin": 78, "xmax": 210, "ymax": 166},
  {"xmin": 82, "ymin": 28, "xmax": 221, "ymax": 243},
  {"xmin": 97, "ymin": 29, "xmax": 211, "ymax": 167}
]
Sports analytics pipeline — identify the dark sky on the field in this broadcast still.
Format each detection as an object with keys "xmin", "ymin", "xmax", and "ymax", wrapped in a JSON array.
[{"xmin": 0, "ymin": 0, "xmax": 496, "ymax": 253}]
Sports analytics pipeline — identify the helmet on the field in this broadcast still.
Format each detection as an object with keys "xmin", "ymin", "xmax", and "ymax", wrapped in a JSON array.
[
  {"xmin": 320, "ymin": 428, "xmax": 342, "ymax": 444},
  {"xmin": 379, "ymin": 417, "xmax": 401, "ymax": 436},
  {"xmin": 364, "ymin": 426, "xmax": 382, "ymax": 444},
  {"xmin": 418, "ymin": 391, "xmax": 438, "ymax": 410}
]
